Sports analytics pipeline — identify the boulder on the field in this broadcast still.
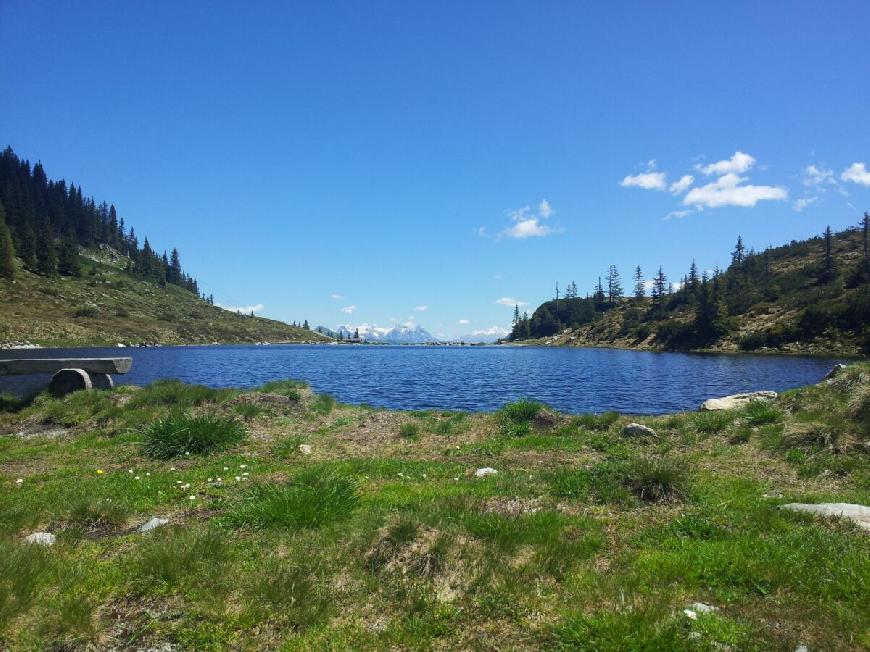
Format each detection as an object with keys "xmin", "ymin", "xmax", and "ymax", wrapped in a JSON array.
[
  {"xmin": 621, "ymin": 423, "xmax": 657, "ymax": 438},
  {"xmin": 780, "ymin": 502, "xmax": 870, "ymax": 532},
  {"xmin": 475, "ymin": 467, "xmax": 498, "ymax": 478},
  {"xmin": 822, "ymin": 363, "xmax": 848, "ymax": 381},
  {"xmin": 699, "ymin": 391, "xmax": 777, "ymax": 411},
  {"xmin": 24, "ymin": 532, "xmax": 56, "ymax": 546},
  {"xmin": 139, "ymin": 517, "xmax": 170, "ymax": 533},
  {"xmin": 299, "ymin": 444, "xmax": 312, "ymax": 455}
]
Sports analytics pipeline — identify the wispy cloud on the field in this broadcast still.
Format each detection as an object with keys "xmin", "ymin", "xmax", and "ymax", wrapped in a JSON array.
[
  {"xmin": 330, "ymin": 293, "xmax": 344, "ymax": 300},
  {"xmin": 683, "ymin": 172, "xmax": 787, "ymax": 208},
  {"xmin": 216, "ymin": 303, "xmax": 264, "ymax": 314},
  {"xmin": 621, "ymin": 171, "xmax": 667, "ymax": 191},
  {"xmin": 841, "ymin": 162, "xmax": 870, "ymax": 186},
  {"xmin": 500, "ymin": 199, "xmax": 560, "ymax": 239},
  {"xmin": 664, "ymin": 209, "xmax": 694, "ymax": 221},
  {"xmin": 471, "ymin": 326, "xmax": 510, "ymax": 337},
  {"xmin": 495, "ymin": 297, "xmax": 527, "ymax": 307},
  {"xmin": 414, "ymin": 305, "xmax": 428, "ymax": 312},
  {"xmin": 792, "ymin": 197, "xmax": 818, "ymax": 212},
  {"xmin": 340, "ymin": 305, "xmax": 357, "ymax": 314},
  {"xmin": 804, "ymin": 165, "xmax": 835, "ymax": 187},
  {"xmin": 669, "ymin": 175, "xmax": 694, "ymax": 194},
  {"xmin": 458, "ymin": 319, "xmax": 470, "ymax": 325},
  {"xmin": 697, "ymin": 151, "xmax": 755, "ymax": 176}
]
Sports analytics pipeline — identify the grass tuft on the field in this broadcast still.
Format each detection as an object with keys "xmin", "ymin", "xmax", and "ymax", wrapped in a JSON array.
[
  {"xmin": 621, "ymin": 456, "xmax": 690, "ymax": 502},
  {"xmin": 311, "ymin": 394, "xmax": 336, "ymax": 415},
  {"xmin": 227, "ymin": 470, "xmax": 359, "ymax": 529},
  {"xmin": 141, "ymin": 413, "xmax": 246, "ymax": 459}
]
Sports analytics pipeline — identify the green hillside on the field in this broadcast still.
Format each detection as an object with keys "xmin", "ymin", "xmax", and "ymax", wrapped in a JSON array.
[
  {"xmin": 0, "ymin": 246, "xmax": 329, "ymax": 347},
  {"xmin": 508, "ymin": 221, "xmax": 870, "ymax": 356}
]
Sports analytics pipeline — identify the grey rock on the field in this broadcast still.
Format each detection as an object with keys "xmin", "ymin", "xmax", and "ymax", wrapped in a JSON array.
[
  {"xmin": 298, "ymin": 444, "xmax": 312, "ymax": 455},
  {"xmin": 621, "ymin": 423, "xmax": 657, "ymax": 438},
  {"xmin": 25, "ymin": 532, "xmax": 56, "ymax": 546},
  {"xmin": 780, "ymin": 502, "xmax": 870, "ymax": 532},
  {"xmin": 139, "ymin": 517, "xmax": 170, "ymax": 533},
  {"xmin": 822, "ymin": 363, "xmax": 848, "ymax": 381},
  {"xmin": 689, "ymin": 602, "xmax": 717, "ymax": 614},
  {"xmin": 700, "ymin": 391, "xmax": 777, "ymax": 411},
  {"xmin": 475, "ymin": 467, "xmax": 498, "ymax": 478}
]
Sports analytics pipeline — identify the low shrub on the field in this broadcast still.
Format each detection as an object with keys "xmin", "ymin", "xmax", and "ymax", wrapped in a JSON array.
[
  {"xmin": 399, "ymin": 423, "xmax": 420, "ymax": 440},
  {"xmin": 73, "ymin": 305, "xmax": 98, "ymax": 318},
  {"xmin": 141, "ymin": 413, "xmax": 246, "ymax": 459},
  {"xmin": 574, "ymin": 411, "xmax": 619, "ymax": 431},
  {"xmin": 498, "ymin": 400, "xmax": 544, "ymax": 424},
  {"xmin": 311, "ymin": 394, "xmax": 336, "ymax": 415},
  {"xmin": 744, "ymin": 400, "xmax": 781, "ymax": 426},
  {"xmin": 259, "ymin": 379, "xmax": 305, "ymax": 400}
]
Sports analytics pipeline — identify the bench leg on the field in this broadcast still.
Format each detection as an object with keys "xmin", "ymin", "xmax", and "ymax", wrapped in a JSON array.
[
  {"xmin": 49, "ymin": 369, "xmax": 93, "ymax": 398},
  {"xmin": 89, "ymin": 373, "xmax": 114, "ymax": 390}
]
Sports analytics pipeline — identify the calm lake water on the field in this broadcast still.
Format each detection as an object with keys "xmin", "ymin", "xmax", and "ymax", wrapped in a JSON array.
[{"xmin": 0, "ymin": 344, "xmax": 846, "ymax": 414}]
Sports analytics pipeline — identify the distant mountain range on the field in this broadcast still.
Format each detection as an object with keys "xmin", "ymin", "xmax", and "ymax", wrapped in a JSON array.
[{"xmin": 316, "ymin": 323, "xmax": 438, "ymax": 344}]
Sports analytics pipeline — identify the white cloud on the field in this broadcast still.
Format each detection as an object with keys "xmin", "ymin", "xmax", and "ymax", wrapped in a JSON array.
[
  {"xmin": 340, "ymin": 305, "xmax": 357, "ymax": 314},
  {"xmin": 804, "ymin": 165, "xmax": 835, "ymax": 187},
  {"xmin": 841, "ymin": 162, "xmax": 870, "ymax": 186},
  {"xmin": 664, "ymin": 209, "xmax": 694, "ymax": 221},
  {"xmin": 458, "ymin": 319, "xmax": 470, "ymax": 325},
  {"xmin": 500, "ymin": 200, "xmax": 559, "ymax": 239},
  {"xmin": 697, "ymin": 151, "xmax": 755, "ymax": 176},
  {"xmin": 620, "ymin": 171, "xmax": 667, "ymax": 191},
  {"xmin": 414, "ymin": 305, "xmax": 428, "ymax": 312},
  {"xmin": 472, "ymin": 326, "xmax": 510, "ymax": 337},
  {"xmin": 475, "ymin": 226, "xmax": 488, "ymax": 237},
  {"xmin": 330, "ymin": 293, "xmax": 344, "ymax": 300},
  {"xmin": 216, "ymin": 303, "xmax": 264, "ymax": 314},
  {"xmin": 793, "ymin": 197, "xmax": 818, "ymax": 212},
  {"xmin": 495, "ymin": 297, "xmax": 527, "ymax": 307},
  {"xmin": 669, "ymin": 175, "xmax": 694, "ymax": 194},
  {"xmin": 683, "ymin": 173, "xmax": 787, "ymax": 208}
]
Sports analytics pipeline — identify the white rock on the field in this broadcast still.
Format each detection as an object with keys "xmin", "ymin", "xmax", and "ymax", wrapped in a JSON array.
[
  {"xmin": 621, "ymin": 423, "xmax": 657, "ymax": 438},
  {"xmin": 683, "ymin": 609, "xmax": 698, "ymax": 620},
  {"xmin": 475, "ymin": 467, "xmax": 498, "ymax": 478},
  {"xmin": 25, "ymin": 532, "xmax": 56, "ymax": 546},
  {"xmin": 299, "ymin": 444, "xmax": 312, "ymax": 455},
  {"xmin": 689, "ymin": 602, "xmax": 717, "ymax": 614},
  {"xmin": 794, "ymin": 646, "xmax": 808, "ymax": 652},
  {"xmin": 700, "ymin": 391, "xmax": 777, "ymax": 411},
  {"xmin": 780, "ymin": 503, "xmax": 870, "ymax": 532},
  {"xmin": 139, "ymin": 517, "xmax": 169, "ymax": 533}
]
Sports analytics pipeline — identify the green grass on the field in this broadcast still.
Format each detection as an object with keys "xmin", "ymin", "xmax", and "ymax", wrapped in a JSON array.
[
  {"xmin": 259, "ymin": 379, "xmax": 306, "ymax": 400},
  {"xmin": 0, "ymin": 365, "xmax": 867, "ymax": 649},
  {"xmin": 141, "ymin": 413, "xmax": 246, "ymax": 459},
  {"xmin": 498, "ymin": 399, "xmax": 544, "ymax": 424},
  {"xmin": 311, "ymin": 394, "xmax": 336, "ymax": 415},
  {"xmin": 226, "ymin": 470, "xmax": 359, "ymax": 529}
]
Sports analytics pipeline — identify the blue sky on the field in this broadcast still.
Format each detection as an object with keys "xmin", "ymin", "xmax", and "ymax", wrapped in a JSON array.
[{"xmin": 2, "ymin": 1, "xmax": 868, "ymax": 339}]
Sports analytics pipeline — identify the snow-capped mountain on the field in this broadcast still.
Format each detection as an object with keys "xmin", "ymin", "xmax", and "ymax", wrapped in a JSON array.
[
  {"xmin": 456, "ymin": 326, "xmax": 510, "ymax": 344},
  {"xmin": 334, "ymin": 323, "xmax": 438, "ymax": 344}
]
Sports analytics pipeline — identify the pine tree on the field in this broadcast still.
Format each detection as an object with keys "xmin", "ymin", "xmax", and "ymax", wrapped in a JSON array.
[
  {"xmin": 513, "ymin": 304, "xmax": 521, "ymax": 327},
  {"xmin": 731, "ymin": 236, "xmax": 746, "ymax": 266},
  {"xmin": 18, "ymin": 222, "xmax": 37, "ymax": 269},
  {"xmin": 35, "ymin": 220, "xmax": 57, "ymax": 277},
  {"xmin": 687, "ymin": 260, "xmax": 699, "ymax": 294},
  {"xmin": 820, "ymin": 225, "xmax": 836, "ymax": 283},
  {"xmin": 607, "ymin": 265, "xmax": 623, "ymax": 304},
  {"xmin": 593, "ymin": 277, "xmax": 606, "ymax": 309},
  {"xmin": 303, "ymin": 319, "xmax": 309, "ymax": 330},
  {"xmin": 633, "ymin": 266, "xmax": 644, "ymax": 300},
  {"xmin": 168, "ymin": 248, "xmax": 182, "ymax": 285},
  {"xmin": 0, "ymin": 202, "xmax": 15, "ymax": 280},
  {"xmin": 354, "ymin": 327, "xmax": 360, "ymax": 340},
  {"xmin": 57, "ymin": 228, "xmax": 81, "ymax": 277},
  {"xmin": 863, "ymin": 212, "xmax": 869, "ymax": 261},
  {"xmin": 651, "ymin": 267, "xmax": 667, "ymax": 305}
]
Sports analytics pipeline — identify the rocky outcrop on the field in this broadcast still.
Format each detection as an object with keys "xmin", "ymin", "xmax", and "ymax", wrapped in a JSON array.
[
  {"xmin": 699, "ymin": 391, "xmax": 777, "ymax": 411},
  {"xmin": 781, "ymin": 502, "xmax": 870, "ymax": 532}
]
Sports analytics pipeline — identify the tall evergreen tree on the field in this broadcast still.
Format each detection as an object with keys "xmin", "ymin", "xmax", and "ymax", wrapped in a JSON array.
[
  {"xmin": 633, "ymin": 266, "xmax": 644, "ymax": 300},
  {"xmin": 57, "ymin": 228, "xmax": 81, "ymax": 277},
  {"xmin": 651, "ymin": 267, "xmax": 667, "ymax": 305},
  {"xmin": 18, "ymin": 222, "xmax": 37, "ymax": 269},
  {"xmin": 0, "ymin": 201, "xmax": 15, "ymax": 280},
  {"xmin": 593, "ymin": 277, "xmax": 606, "ymax": 308},
  {"xmin": 687, "ymin": 260, "xmax": 700, "ymax": 294},
  {"xmin": 731, "ymin": 235, "xmax": 746, "ymax": 266},
  {"xmin": 820, "ymin": 225, "xmax": 836, "ymax": 283},
  {"xmin": 607, "ymin": 265, "xmax": 623, "ymax": 304},
  {"xmin": 862, "ymin": 212, "xmax": 869, "ymax": 261},
  {"xmin": 35, "ymin": 220, "xmax": 58, "ymax": 277}
]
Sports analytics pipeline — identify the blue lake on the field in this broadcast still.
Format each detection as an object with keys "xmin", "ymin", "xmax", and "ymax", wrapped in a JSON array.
[{"xmin": 0, "ymin": 344, "xmax": 846, "ymax": 414}]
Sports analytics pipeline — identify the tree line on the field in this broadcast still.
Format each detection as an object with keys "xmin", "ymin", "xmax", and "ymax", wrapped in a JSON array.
[
  {"xmin": 0, "ymin": 146, "xmax": 199, "ymax": 293},
  {"xmin": 509, "ymin": 213, "xmax": 870, "ymax": 351}
]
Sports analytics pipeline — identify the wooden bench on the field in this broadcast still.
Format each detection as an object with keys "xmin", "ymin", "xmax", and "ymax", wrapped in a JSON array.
[{"xmin": 0, "ymin": 358, "xmax": 133, "ymax": 397}]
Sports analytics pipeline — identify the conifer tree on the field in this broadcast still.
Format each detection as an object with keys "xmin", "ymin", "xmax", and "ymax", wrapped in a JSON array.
[
  {"xmin": 303, "ymin": 319, "xmax": 309, "ymax": 330},
  {"xmin": 731, "ymin": 236, "xmax": 746, "ymax": 266},
  {"xmin": 513, "ymin": 304, "xmax": 521, "ymax": 327},
  {"xmin": 633, "ymin": 266, "xmax": 644, "ymax": 300},
  {"xmin": 593, "ymin": 277, "xmax": 606, "ymax": 309},
  {"xmin": 57, "ymin": 228, "xmax": 81, "ymax": 277},
  {"xmin": 820, "ymin": 225, "xmax": 836, "ymax": 283},
  {"xmin": 35, "ymin": 220, "xmax": 57, "ymax": 277},
  {"xmin": 687, "ymin": 260, "xmax": 699, "ymax": 294},
  {"xmin": 0, "ymin": 202, "xmax": 15, "ymax": 280},
  {"xmin": 863, "ymin": 212, "xmax": 869, "ymax": 261},
  {"xmin": 18, "ymin": 223, "xmax": 37, "ymax": 269},
  {"xmin": 651, "ymin": 267, "xmax": 667, "ymax": 305},
  {"xmin": 607, "ymin": 265, "xmax": 623, "ymax": 304}
]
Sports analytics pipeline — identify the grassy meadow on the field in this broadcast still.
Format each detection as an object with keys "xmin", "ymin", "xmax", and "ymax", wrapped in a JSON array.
[{"xmin": 0, "ymin": 366, "xmax": 868, "ymax": 650}]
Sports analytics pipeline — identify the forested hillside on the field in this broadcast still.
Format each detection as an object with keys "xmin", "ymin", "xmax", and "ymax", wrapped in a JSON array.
[
  {"xmin": 508, "ymin": 217, "xmax": 870, "ymax": 355},
  {"xmin": 0, "ymin": 148, "xmax": 328, "ymax": 346}
]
